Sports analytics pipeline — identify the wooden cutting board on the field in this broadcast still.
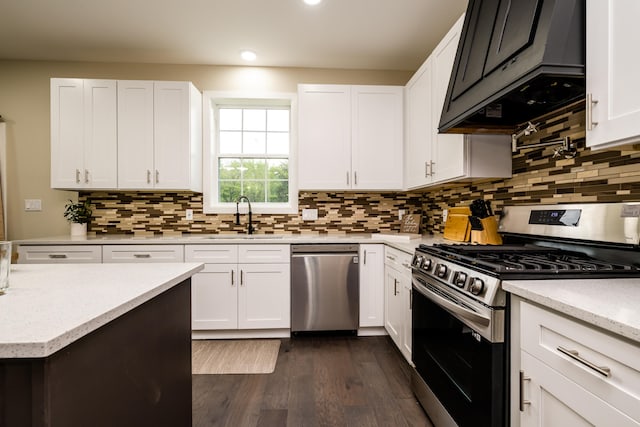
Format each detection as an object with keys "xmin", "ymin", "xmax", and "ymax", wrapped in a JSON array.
[{"xmin": 443, "ymin": 208, "xmax": 471, "ymax": 242}]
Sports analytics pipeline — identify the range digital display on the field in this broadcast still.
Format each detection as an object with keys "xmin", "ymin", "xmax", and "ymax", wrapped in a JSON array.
[{"xmin": 528, "ymin": 209, "xmax": 581, "ymax": 226}]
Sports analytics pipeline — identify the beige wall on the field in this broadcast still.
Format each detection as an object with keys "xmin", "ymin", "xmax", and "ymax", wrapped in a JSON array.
[{"xmin": 0, "ymin": 60, "xmax": 411, "ymax": 240}]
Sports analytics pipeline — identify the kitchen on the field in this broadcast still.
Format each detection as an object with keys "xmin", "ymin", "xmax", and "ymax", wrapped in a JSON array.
[{"xmin": 1, "ymin": 0, "xmax": 640, "ymax": 426}]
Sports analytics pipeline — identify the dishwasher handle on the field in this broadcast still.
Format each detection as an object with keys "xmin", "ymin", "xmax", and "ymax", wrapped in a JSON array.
[{"xmin": 291, "ymin": 244, "xmax": 359, "ymax": 254}]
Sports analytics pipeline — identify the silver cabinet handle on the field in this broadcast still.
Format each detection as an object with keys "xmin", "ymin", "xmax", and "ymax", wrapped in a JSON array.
[
  {"xmin": 76, "ymin": 169, "xmax": 81, "ymax": 184},
  {"xmin": 155, "ymin": 170, "xmax": 159, "ymax": 184},
  {"xmin": 240, "ymin": 270, "xmax": 244, "ymax": 286},
  {"xmin": 519, "ymin": 370, "xmax": 531, "ymax": 411},
  {"xmin": 48, "ymin": 254, "xmax": 68, "ymax": 259},
  {"xmin": 346, "ymin": 171, "xmax": 350, "ymax": 186},
  {"xmin": 354, "ymin": 171, "xmax": 358, "ymax": 185},
  {"xmin": 386, "ymin": 255, "xmax": 397, "ymax": 262},
  {"xmin": 425, "ymin": 161, "xmax": 430, "ymax": 178},
  {"xmin": 231, "ymin": 270, "xmax": 235, "ymax": 286},
  {"xmin": 401, "ymin": 262, "xmax": 411, "ymax": 269},
  {"xmin": 557, "ymin": 346, "xmax": 611, "ymax": 377},
  {"xmin": 429, "ymin": 160, "xmax": 435, "ymax": 176},
  {"xmin": 146, "ymin": 170, "xmax": 151, "ymax": 184},
  {"xmin": 393, "ymin": 278, "xmax": 398, "ymax": 296},
  {"xmin": 84, "ymin": 169, "xmax": 89, "ymax": 184},
  {"xmin": 133, "ymin": 254, "xmax": 151, "ymax": 259},
  {"xmin": 364, "ymin": 250, "xmax": 367, "ymax": 265},
  {"xmin": 586, "ymin": 93, "xmax": 599, "ymax": 131}
]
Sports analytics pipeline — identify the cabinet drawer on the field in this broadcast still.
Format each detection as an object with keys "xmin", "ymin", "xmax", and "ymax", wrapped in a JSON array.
[
  {"xmin": 102, "ymin": 245, "xmax": 184, "ymax": 263},
  {"xmin": 185, "ymin": 245, "xmax": 238, "ymax": 264},
  {"xmin": 17, "ymin": 245, "xmax": 102, "ymax": 264},
  {"xmin": 239, "ymin": 245, "xmax": 290, "ymax": 263},
  {"xmin": 384, "ymin": 246, "xmax": 412, "ymax": 276},
  {"xmin": 520, "ymin": 300, "xmax": 640, "ymax": 421}
]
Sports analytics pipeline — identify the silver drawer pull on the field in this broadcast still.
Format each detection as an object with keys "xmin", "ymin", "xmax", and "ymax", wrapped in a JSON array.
[
  {"xmin": 401, "ymin": 262, "xmax": 411, "ymax": 269},
  {"xmin": 48, "ymin": 254, "xmax": 68, "ymax": 259},
  {"xmin": 557, "ymin": 346, "xmax": 611, "ymax": 377},
  {"xmin": 134, "ymin": 254, "xmax": 152, "ymax": 259}
]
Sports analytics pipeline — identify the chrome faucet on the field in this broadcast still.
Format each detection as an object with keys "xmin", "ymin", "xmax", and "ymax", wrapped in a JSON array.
[{"xmin": 235, "ymin": 196, "xmax": 255, "ymax": 235}]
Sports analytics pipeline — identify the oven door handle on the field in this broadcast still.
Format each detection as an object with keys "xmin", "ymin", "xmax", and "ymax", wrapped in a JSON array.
[{"xmin": 412, "ymin": 278, "xmax": 490, "ymax": 326}]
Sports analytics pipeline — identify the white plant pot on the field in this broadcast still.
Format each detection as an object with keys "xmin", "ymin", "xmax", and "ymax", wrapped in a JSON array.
[{"xmin": 70, "ymin": 223, "xmax": 87, "ymax": 237}]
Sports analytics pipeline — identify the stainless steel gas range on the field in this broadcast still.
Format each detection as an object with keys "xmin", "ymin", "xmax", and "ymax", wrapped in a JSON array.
[{"xmin": 410, "ymin": 203, "xmax": 640, "ymax": 427}]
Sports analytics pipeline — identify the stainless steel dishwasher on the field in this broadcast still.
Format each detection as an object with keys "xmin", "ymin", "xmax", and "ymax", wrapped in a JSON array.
[{"xmin": 291, "ymin": 244, "xmax": 359, "ymax": 333}]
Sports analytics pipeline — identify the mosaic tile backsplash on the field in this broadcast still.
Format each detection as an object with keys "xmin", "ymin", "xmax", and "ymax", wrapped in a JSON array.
[
  {"xmin": 82, "ymin": 192, "xmax": 425, "ymax": 236},
  {"xmin": 82, "ymin": 102, "xmax": 640, "ymax": 236}
]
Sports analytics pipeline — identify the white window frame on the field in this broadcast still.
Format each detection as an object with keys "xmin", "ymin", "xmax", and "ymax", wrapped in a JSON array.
[{"xmin": 202, "ymin": 91, "xmax": 298, "ymax": 214}]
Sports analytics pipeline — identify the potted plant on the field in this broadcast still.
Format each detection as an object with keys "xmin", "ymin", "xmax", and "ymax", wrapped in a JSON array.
[{"xmin": 63, "ymin": 200, "xmax": 92, "ymax": 237}]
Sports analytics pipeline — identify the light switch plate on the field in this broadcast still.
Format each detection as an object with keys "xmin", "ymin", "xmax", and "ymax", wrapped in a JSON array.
[
  {"xmin": 302, "ymin": 208, "xmax": 318, "ymax": 221},
  {"xmin": 185, "ymin": 209, "xmax": 193, "ymax": 220},
  {"xmin": 25, "ymin": 199, "xmax": 42, "ymax": 211},
  {"xmin": 442, "ymin": 209, "xmax": 449, "ymax": 223}
]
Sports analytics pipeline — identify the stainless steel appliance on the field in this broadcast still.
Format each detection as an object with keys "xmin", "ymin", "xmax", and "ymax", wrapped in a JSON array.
[
  {"xmin": 411, "ymin": 203, "xmax": 640, "ymax": 427},
  {"xmin": 291, "ymin": 244, "xmax": 359, "ymax": 333}
]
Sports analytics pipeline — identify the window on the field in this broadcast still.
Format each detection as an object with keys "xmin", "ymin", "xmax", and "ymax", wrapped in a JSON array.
[{"xmin": 203, "ymin": 92, "xmax": 297, "ymax": 214}]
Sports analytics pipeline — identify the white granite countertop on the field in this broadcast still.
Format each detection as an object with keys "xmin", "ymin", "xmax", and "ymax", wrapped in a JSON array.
[
  {"xmin": 13, "ymin": 233, "xmax": 448, "ymax": 255},
  {"xmin": 503, "ymin": 279, "xmax": 640, "ymax": 344},
  {"xmin": 0, "ymin": 263, "xmax": 204, "ymax": 358}
]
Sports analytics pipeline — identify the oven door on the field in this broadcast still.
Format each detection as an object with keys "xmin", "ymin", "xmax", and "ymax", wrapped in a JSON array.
[{"xmin": 412, "ymin": 273, "xmax": 506, "ymax": 427}]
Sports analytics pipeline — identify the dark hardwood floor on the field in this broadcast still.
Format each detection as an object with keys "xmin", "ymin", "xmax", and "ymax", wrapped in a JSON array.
[{"xmin": 192, "ymin": 335, "xmax": 433, "ymax": 427}]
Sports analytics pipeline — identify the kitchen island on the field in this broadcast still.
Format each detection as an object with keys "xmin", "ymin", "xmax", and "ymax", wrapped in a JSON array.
[{"xmin": 0, "ymin": 262, "xmax": 203, "ymax": 427}]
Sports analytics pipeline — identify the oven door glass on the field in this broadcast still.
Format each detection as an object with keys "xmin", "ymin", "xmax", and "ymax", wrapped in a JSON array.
[{"xmin": 412, "ymin": 284, "xmax": 506, "ymax": 427}]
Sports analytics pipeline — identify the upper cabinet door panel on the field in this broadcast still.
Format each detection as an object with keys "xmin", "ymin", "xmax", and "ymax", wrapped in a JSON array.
[
  {"xmin": 450, "ymin": 0, "xmax": 500, "ymax": 100},
  {"xmin": 51, "ymin": 78, "xmax": 84, "ymax": 188},
  {"xmin": 84, "ymin": 80, "xmax": 117, "ymax": 188},
  {"xmin": 117, "ymin": 80, "xmax": 155, "ymax": 189},
  {"xmin": 586, "ymin": 0, "xmax": 640, "ymax": 148}
]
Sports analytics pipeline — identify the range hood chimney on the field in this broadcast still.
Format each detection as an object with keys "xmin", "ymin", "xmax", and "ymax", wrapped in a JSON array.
[{"xmin": 439, "ymin": 0, "xmax": 585, "ymax": 134}]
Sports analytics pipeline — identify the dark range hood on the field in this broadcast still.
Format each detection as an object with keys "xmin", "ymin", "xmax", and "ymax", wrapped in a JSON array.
[{"xmin": 439, "ymin": 0, "xmax": 585, "ymax": 134}]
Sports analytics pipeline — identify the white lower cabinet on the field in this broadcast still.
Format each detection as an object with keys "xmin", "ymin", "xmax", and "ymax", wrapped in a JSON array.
[
  {"xmin": 384, "ymin": 246, "xmax": 413, "ymax": 363},
  {"xmin": 359, "ymin": 244, "xmax": 385, "ymax": 328},
  {"xmin": 102, "ymin": 244, "xmax": 184, "ymax": 263},
  {"xmin": 186, "ymin": 244, "xmax": 290, "ymax": 334},
  {"xmin": 513, "ymin": 297, "xmax": 640, "ymax": 426},
  {"xmin": 17, "ymin": 245, "xmax": 102, "ymax": 264}
]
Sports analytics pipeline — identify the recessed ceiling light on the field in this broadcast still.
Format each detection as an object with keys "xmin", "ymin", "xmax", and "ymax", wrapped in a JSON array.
[
  {"xmin": 303, "ymin": 0, "xmax": 322, "ymax": 5},
  {"xmin": 240, "ymin": 50, "xmax": 257, "ymax": 61}
]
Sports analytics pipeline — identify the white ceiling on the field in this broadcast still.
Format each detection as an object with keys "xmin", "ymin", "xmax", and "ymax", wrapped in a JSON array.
[{"xmin": 0, "ymin": 0, "xmax": 467, "ymax": 71}]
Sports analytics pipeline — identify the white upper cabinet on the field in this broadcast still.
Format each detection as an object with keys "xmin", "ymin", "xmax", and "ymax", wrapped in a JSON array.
[
  {"xmin": 118, "ymin": 80, "xmax": 202, "ymax": 191},
  {"xmin": 586, "ymin": 0, "xmax": 640, "ymax": 149},
  {"xmin": 404, "ymin": 14, "xmax": 511, "ymax": 190},
  {"xmin": 117, "ymin": 80, "xmax": 155, "ymax": 189},
  {"xmin": 351, "ymin": 86, "xmax": 404, "ymax": 190},
  {"xmin": 297, "ymin": 84, "xmax": 352, "ymax": 190},
  {"xmin": 298, "ymin": 84, "xmax": 403, "ymax": 191},
  {"xmin": 51, "ymin": 78, "xmax": 117, "ymax": 189}
]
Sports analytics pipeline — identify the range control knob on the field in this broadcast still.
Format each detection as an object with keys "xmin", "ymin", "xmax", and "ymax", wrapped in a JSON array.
[
  {"xmin": 469, "ymin": 278, "xmax": 485, "ymax": 295},
  {"xmin": 452, "ymin": 272, "xmax": 467, "ymax": 288},
  {"xmin": 412, "ymin": 255, "xmax": 423, "ymax": 268},
  {"xmin": 435, "ymin": 264, "xmax": 448, "ymax": 278},
  {"xmin": 422, "ymin": 258, "xmax": 433, "ymax": 271}
]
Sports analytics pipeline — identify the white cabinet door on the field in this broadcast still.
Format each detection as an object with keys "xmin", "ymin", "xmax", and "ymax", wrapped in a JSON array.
[
  {"xmin": 352, "ymin": 86, "xmax": 403, "ymax": 190},
  {"xmin": 431, "ymin": 15, "xmax": 466, "ymax": 183},
  {"xmin": 401, "ymin": 275, "xmax": 412, "ymax": 362},
  {"xmin": 359, "ymin": 244, "xmax": 385, "ymax": 327},
  {"xmin": 51, "ymin": 79, "xmax": 117, "ymax": 189},
  {"xmin": 520, "ymin": 351, "xmax": 639, "ymax": 427},
  {"xmin": 117, "ymin": 80, "xmax": 155, "ymax": 189},
  {"xmin": 298, "ymin": 84, "xmax": 352, "ymax": 190},
  {"xmin": 404, "ymin": 58, "xmax": 434, "ymax": 189},
  {"xmin": 238, "ymin": 263, "xmax": 290, "ymax": 329},
  {"xmin": 586, "ymin": 0, "xmax": 640, "ymax": 149},
  {"xmin": 192, "ymin": 264, "xmax": 239, "ymax": 330},
  {"xmin": 153, "ymin": 81, "xmax": 202, "ymax": 191},
  {"xmin": 83, "ymin": 80, "xmax": 117, "ymax": 188},
  {"xmin": 384, "ymin": 265, "xmax": 403, "ymax": 348}
]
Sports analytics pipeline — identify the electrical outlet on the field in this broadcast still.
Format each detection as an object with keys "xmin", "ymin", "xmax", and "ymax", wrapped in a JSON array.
[
  {"xmin": 302, "ymin": 208, "xmax": 318, "ymax": 221},
  {"xmin": 399, "ymin": 209, "xmax": 406, "ymax": 220},
  {"xmin": 185, "ymin": 209, "xmax": 193, "ymax": 220},
  {"xmin": 442, "ymin": 209, "xmax": 449, "ymax": 223},
  {"xmin": 25, "ymin": 199, "xmax": 42, "ymax": 211}
]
